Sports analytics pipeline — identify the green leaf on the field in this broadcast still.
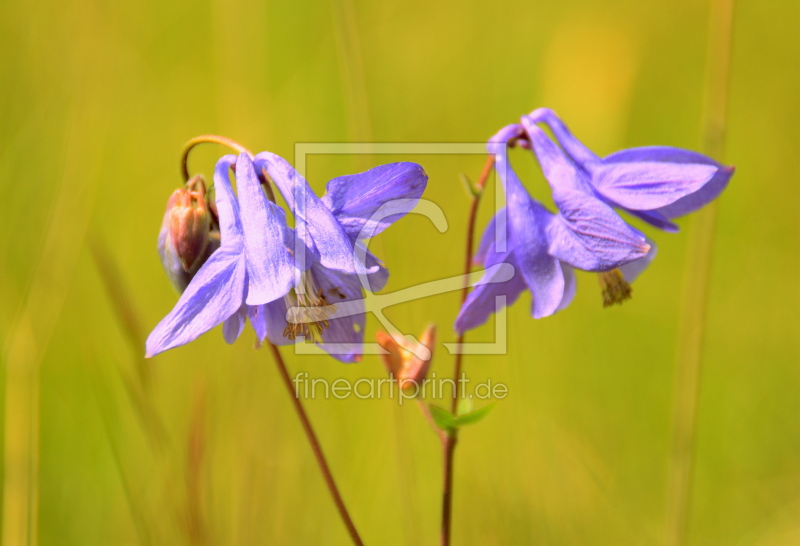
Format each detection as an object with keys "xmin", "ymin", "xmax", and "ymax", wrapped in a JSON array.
[
  {"xmin": 453, "ymin": 402, "xmax": 497, "ymax": 427},
  {"xmin": 456, "ymin": 397, "xmax": 473, "ymax": 417},
  {"xmin": 460, "ymin": 173, "xmax": 482, "ymax": 198},
  {"xmin": 429, "ymin": 404, "xmax": 457, "ymax": 432}
]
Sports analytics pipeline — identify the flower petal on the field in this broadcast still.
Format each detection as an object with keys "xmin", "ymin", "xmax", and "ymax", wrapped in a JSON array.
[
  {"xmin": 603, "ymin": 147, "xmax": 734, "ymax": 218},
  {"xmin": 211, "ymin": 155, "xmax": 242, "ymax": 244},
  {"xmin": 525, "ymin": 108, "xmax": 602, "ymax": 171},
  {"xmin": 493, "ymin": 150, "xmax": 565, "ymax": 318},
  {"xmin": 255, "ymin": 152, "xmax": 357, "ymax": 274},
  {"xmin": 310, "ymin": 265, "xmax": 366, "ymax": 363},
  {"xmin": 455, "ymin": 249, "xmax": 527, "ymax": 333},
  {"xmin": 556, "ymin": 264, "xmax": 577, "ymax": 312},
  {"xmin": 520, "ymin": 117, "xmax": 596, "ymax": 195},
  {"xmin": 626, "ymin": 208, "xmax": 680, "ymax": 233},
  {"xmin": 222, "ymin": 304, "xmax": 248, "ymax": 344},
  {"xmin": 474, "ymin": 209, "xmax": 507, "ymax": 266},
  {"xmin": 249, "ymin": 299, "xmax": 297, "ymax": 346},
  {"xmin": 546, "ymin": 196, "xmax": 649, "ymax": 272},
  {"xmin": 618, "ymin": 237, "xmax": 658, "ymax": 283},
  {"xmin": 522, "ymin": 119, "xmax": 649, "ymax": 271},
  {"xmin": 145, "ymin": 247, "xmax": 247, "ymax": 357},
  {"xmin": 235, "ymin": 154, "xmax": 296, "ymax": 305},
  {"xmin": 592, "ymin": 160, "xmax": 718, "ymax": 210},
  {"xmin": 321, "ymin": 162, "xmax": 428, "ymax": 239},
  {"xmin": 352, "ymin": 240, "xmax": 390, "ymax": 292}
]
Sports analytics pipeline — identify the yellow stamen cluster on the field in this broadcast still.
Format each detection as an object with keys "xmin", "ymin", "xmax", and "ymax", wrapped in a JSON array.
[
  {"xmin": 598, "ymin": 268, "xmax": 632, "ymax": 307},
  {"xmin": 283, "ymin": 277, "xmax": 339, "ymax": 343}
]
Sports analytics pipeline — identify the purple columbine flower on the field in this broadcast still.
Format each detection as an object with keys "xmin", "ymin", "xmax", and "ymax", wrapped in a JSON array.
[
  {"xmin": 146, "ymin": 153, "xmax": 301, "ymax": 358},
  {"xmin": 524, "ymin": 108, "xmax": 735, "ymax": 232},
  {"xmin": 455, "ymin": 124, "xmax": 655, "ymax": 333},
  {"xmin": 147, "ymin": 152, "xmax": 428, "ymax": 363},
  {"xmin": 251, "ymin": 153, "xmax": 427, "ymax": 362}
]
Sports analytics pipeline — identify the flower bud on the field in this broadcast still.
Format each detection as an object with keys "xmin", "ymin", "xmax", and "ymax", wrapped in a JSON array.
[
  {"xmin": 376, "ymin": 325, "xmax": 436, "ymax": 393},
  {"xmin": 158, "ymin": 176, "xmax": 219, "ymax": 293}
]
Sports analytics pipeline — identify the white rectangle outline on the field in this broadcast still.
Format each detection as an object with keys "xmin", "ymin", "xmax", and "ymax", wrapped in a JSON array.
[{"xmin": 289, "ymin": 142, "xmax": 509, "ymax": 356}]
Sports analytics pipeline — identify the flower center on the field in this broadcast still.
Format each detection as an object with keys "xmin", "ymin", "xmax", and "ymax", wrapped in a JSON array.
[
  {"xmin": 598, "ymin": 269, "xmax": 632, "ymax": 307},
  {"xmin": 283, "ymin": 273, "xmax": 339, "ymax": 343}
]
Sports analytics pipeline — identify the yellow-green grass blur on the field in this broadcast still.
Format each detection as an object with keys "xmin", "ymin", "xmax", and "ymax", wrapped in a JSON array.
[{"xmin": 0, "ymin": 0, "xmax": 797, "ymax": 544}]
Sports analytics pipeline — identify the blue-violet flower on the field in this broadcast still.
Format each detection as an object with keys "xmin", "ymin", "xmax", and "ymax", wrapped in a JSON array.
[
  {"xmin": 455, "ymin": 124, "xmax": 656, "ymax": 333},
  {"xmin": 524, "ymin": 108, "xmax": 734, "ymax": 232},
  {"xmin": 147, "ymin": 152, "xmax": 427, "ymax": 363}
]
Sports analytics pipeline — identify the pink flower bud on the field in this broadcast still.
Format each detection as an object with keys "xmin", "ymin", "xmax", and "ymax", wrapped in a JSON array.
[
  {"xmin": 376, "ymin": 325, "xmax": 436, "ymax": 393},
  {"xmin": 158, "ymin": 176, "xmax": 218, "ymax": 293}
]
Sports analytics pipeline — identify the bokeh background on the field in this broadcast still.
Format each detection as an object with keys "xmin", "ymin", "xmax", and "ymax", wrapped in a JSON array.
[{"xmin": 1, "ymin": 0, "xmax": 798, "ymax": 544}]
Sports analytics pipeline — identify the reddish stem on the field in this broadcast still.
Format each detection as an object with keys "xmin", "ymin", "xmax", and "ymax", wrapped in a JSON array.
[
  {"xmin": 268, "ymin": 343, "xmax": 365, "ymax": 546},
  {"xmin": 440, "ymin": 155, "xmax": 496, "ymax": 546}
]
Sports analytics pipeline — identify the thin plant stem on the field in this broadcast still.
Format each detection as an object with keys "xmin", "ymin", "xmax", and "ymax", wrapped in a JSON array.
[
  {"xmin": 180, "ymin": 135, "xmax": 254, "ymax": 182},
  {"xmin": 440, "ymin": 155, "xmax": 496, "ymax": 546},
  {"xmin": 665, "ymin": 0, "xmax": 735, "ymax": 545},
  {"xmin": 267, "ymin": 343, "xmax": 365, "ymax": 546},
  {"xmin": 179, "ymin": 134, "xmax": 279, "ymax": 207}
]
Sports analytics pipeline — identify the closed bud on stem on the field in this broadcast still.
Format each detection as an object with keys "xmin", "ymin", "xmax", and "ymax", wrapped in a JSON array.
[
  {"xmin": 376, "ymin": 325, "xmax": 436, "ymax": 394},
  {"xmin": 158, "ymin": 175, "xmax": 220, "ymax": 293}
]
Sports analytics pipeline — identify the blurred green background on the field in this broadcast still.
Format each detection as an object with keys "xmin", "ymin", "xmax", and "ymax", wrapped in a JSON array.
[{"xmin": 1, "ymin": 0, "xmax": 798, "ymax": 544}]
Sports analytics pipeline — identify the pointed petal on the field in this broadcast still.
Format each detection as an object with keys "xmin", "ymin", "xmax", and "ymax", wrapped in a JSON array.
[
  {"xmin": 321, "ymin": 162, "xmax": 428, "ymax": 239},
  {"xmin": 525, "ymin": 108, "xmax": 602, "ymax": 170},
  {"xmin": 523, "ymin": 121, "xmax": 649, "ymax": 271},
  {"xmin": 212, "ymin": 155, "xmax": 242, "ymax": 244},
  {"xmin": 235, "ymin": 154, "xmax": 296, "ymax": 305},
  {"xmin": 494, "ymin": 153, "xmax": 565, "ymax": 318},
  {"xmin": 249, "ymin": 299, "xmax": 297, "ymax": 346},
  {"xmin": 146, "ymin": 247, "xmax": 246, "ymax": 357},
  {"xmin": 455, "ymin": 249, "xmax": 527, "ymax": 333},
  {"xmin": 618, "ymin": 238, "xmax": 658, "ymax": 283},
  {"xmin": 626, "ymin": 208, "xmax": 680, "ymax": 233},
  {"xmin": 556, "ymin": 264, "xmax": 577, "ymax": 312},
  {"xmin": 311, "ymin": 265, "xmax": 366, "ymax": 363},
  {"xmin": 248, "ymin": 304, "xmax": 266, "ymax": 341},
  {"xmin": 546, "ymin": 195, "xmax": 649, "ymax": 272},
  {"xmin": 255, "ymin": 152, "xmax": 357, "ymax": 274},
  {"xmin": 592, "ymin": 160, "xmax": 718, "ymax": 210},
  {"xmin": 521, "ymin": 118, "xmax": 595, "ymax": 195},
  {"xmin": 474, "ymin": 209, "xmax": 508, "ymax": 266},
  {"xmin": 603, "ymin": 147, "xmax": 734, "ymax": 218},
  {"xmin": 223, "ymin": 304, "xmax": 248, "ymax": 344},
  {"xmin": 658, "ymin": 166, "xmax": 734, "ymax": 218},
  {"xmin": 355, "ymin": 241, "xmax": 390, "ymax": 292}
]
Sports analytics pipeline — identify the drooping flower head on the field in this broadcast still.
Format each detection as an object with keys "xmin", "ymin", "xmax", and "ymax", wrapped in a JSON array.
[
  {"xmin": 457, "ymin": 110, "xmax": 732, "ymax": 333},
  {"xmin": 147, "ymin": 152, "xmax": 428, "ymax": 363},
  {"xmin": 147, "ymin": 153, "xmax": 300, "ymax": 357},
  {"xmin": 524, "ymin": 108, "xmax": 735, "ymax": 232}
]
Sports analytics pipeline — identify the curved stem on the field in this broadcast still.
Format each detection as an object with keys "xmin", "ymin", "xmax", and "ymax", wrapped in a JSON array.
[
  {"xmin": 267, "ymin": 343, "xmax": 365, "ymax": 546},
  {"xmin": 180, "ymin": 135, "xmax": 254, "ymax": 182},
  {"xmin": 440, "ymin": 155, "xmax": 495, "ymax": 546}
]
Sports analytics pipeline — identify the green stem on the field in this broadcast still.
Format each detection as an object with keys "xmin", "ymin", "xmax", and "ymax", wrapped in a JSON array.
[{"xmin": 665, "ymin": 0, "xmax": 734, "ymax": 544}]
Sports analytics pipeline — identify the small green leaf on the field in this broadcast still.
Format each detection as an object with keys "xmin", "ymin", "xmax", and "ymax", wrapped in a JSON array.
[
  {"xmin": 456, "ymin": 397, "xmax": 473, "ymax": 417},
  {"xmin": 429, "ymin": 404, "xmax": 457, "ymax": 432},
  {"xmin": 453, "ymin": 402, "xmax": 497, "ymax": 427},
  {"xmin": 460, "ymin": 173, "xmax": 482, "ymax": 198}
]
